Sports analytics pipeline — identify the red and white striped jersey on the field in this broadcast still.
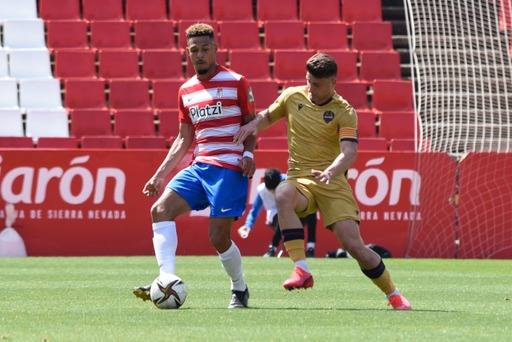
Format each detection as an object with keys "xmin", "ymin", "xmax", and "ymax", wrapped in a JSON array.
[{"xmin": 178, "ymin": 65, "xmax": 255, "ymax": 171}]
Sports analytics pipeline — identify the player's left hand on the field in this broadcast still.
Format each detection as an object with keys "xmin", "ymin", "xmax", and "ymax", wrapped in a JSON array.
[
  {"xmin": 312, "ymin": 168, "xmax": 335, "ymax": 184},
  {"xmin": 240, "ymin": 157, "xmax": 255, "ymax": 178},
  {"xmin": 237, "ymin": 225, "xmax": 251, "ymax": 239}
]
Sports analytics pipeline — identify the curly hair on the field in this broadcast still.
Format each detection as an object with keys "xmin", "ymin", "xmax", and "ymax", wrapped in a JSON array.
[
  {"xmin": 185, "ymin": 23, "xmax": 215, "ymax": 41},
  {"xmin": 306, "ymin": 53, "xmax": 337, "ymax": 78}
]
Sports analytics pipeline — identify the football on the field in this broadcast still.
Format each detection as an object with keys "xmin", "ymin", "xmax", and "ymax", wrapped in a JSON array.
[{"xmin": 150, "ymin": 275, "xmax": 187, "ymax": 309}]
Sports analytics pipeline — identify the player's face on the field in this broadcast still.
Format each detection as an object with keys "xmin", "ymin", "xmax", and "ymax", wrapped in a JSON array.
[
  {"xmin": 306, "ymin": 72, "xmax": 336, "ymax": 105},
  {"xmin": 187, "ymin": 36, "xmax": 217, "ymax": 76}
]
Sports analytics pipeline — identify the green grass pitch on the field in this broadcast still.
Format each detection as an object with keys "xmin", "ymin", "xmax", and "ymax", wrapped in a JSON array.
[{"xmin": 1, "ymin": 257, "xmax": 511, "ymax": 341}]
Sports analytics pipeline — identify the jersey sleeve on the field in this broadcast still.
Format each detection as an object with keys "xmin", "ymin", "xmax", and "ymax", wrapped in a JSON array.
[
  {"xmin": 178, "ymin": 88, "xmax": 192, "ymax": 124},
  {"xmin": 267, "ymin": 87, "xmax": 292, "ymax": 124},
  {"xmin": 244, "ymin": 192, "xmax": 263, "ymax": 229},
  {"xmin": 237, "ymin": 77, "xmax": 256, "ymax": 118},
  {"xmin": 338, "ymin": 101, "xmax": 358, "ymax": 142}
]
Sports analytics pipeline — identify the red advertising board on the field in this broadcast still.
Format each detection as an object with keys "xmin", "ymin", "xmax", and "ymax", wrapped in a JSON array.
[
  {"xmin": 347, "ymin": 152, "xmax": 454, "ymax": 258},
  {"xmin": 0, "ymin": 150, "xmax": 453, "ymax": 257},
  {"xmin": 403, "ymin": 153, "xmax": 458, "ymax": 258},
  {"xmin": 0, "ymin": 150, "xmax": 170, "ymax": 255},
  {"xmin": 458, "ymin": 153, "xmax": 512, "ymax": 258}
]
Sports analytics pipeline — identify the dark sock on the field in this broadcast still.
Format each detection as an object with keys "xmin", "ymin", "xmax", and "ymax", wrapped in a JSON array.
[
  {"xmin": 271, "ymin": 228, "xmax": 282, "ymax": 247},
  {"xmin": 303, "ymin": 213, "xmax": 317, "ymax": 243}
]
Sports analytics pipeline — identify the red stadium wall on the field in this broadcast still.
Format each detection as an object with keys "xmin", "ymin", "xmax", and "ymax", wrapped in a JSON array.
[
  {"xmin": 457, "ymin": 153, "xmax": 512, "ymax": 258},
  {"xmin": 0, "ymin": 150, "xmax": 510, "ymax": 258}
]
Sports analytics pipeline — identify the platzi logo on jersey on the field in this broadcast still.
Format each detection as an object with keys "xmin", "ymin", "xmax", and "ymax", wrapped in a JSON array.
[{"xmin": 189, "ymin": 101, "xmax": 223, "ymax": 119}]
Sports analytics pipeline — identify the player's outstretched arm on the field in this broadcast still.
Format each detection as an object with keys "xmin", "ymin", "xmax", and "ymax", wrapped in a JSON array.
[
  {"xmin": 233, "ymin": 109, "xmax": 274, "ymax": 144},
  {"xmin": 142, "ymin": 123, "xmax": 194, "ymax": 196},
  {"xmin": 237, "ymin": 191, "xmax": 264, "ymax": 238},
  {"xmin": 312, "ymin": 140, "xmax": 358, "ymax": 184}
]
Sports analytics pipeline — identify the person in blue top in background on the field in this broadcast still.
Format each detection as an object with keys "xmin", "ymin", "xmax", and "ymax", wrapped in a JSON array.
[{"xmin": 238, "ymin": 168, "xmax": 317, "ymax": 257}]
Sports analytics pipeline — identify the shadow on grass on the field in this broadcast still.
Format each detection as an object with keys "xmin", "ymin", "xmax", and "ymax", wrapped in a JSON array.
[
  {"xmin": 247, "ymin": 307, "xmax": 457, "ymax": 313},
  {"xmin": 173, "ymin": 307, "xmax": 457, "ymax": 313}
]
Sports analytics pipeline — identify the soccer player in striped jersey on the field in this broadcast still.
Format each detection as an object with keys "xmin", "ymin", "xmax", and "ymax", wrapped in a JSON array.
[
  {"xmin": 234, "ymin": 53, "xmax": 411, "ymax": 310},
  {"xmin": 133, "ymin": 23, "xmax": 256, "ymax": 309}
]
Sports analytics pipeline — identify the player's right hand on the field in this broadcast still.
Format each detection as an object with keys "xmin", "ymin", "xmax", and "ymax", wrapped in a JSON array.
[
  {"xmin": 142, "ymin": 176, "xmax": 164, "ymax": 197},
  {"xmin": 312, "ymin": 168, "xmax": 335, "ymax": 185},
  {"xmin": 233, "ymin": 120, "xmax": 257, "ymax": 144},
  {"xmin": 237, "ymin": 225, "xmax": 251, "ymax": 239}
]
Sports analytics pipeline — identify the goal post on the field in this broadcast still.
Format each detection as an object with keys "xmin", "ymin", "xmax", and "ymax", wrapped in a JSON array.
[{"xmin": 404, "ymin": 0, "xmax": 512, "ymax": 258}]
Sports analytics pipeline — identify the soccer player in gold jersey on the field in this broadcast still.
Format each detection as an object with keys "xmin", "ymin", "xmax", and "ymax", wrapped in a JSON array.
[{"xmin": 234, "ymin": 53, "xmax": 411, "ymax": 310}]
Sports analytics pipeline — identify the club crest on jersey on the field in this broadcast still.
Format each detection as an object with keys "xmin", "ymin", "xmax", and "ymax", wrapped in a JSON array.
[
  {"xmin": 189, "ymin": 101, "xmax": 223, "ymax": 119},
  {"xmin": 216, "ymin": 87, "xmax": 223, "ymax": 99},
  {"xmin": 323, "ymin": 110, "xmax": 334, "ymax": 123}
]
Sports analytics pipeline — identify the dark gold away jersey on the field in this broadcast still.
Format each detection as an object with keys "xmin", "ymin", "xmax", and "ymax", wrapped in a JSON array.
[{"xmin": 267, "ymin": 86, "xmax": 358, "ymax": 177}]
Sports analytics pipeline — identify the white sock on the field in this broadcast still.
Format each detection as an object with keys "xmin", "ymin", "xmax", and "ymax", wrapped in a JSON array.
[
  {"xmin": 295, "ymin": 260, "xmax": 309, "ymax": 272},
  {"xmin": 218, "ymin": 241, "xmax": 246, "ymax": 291},
  {"xmin": 387, "ymin": 288, "xmax": 401, "ymax": 298},
  {"xmin": 306, "ymin": 242, "xmax": 315, "ymax": 249},
  {"xmin": 152, "ymin": 221, "xmax": 177, "ymax": 277}
]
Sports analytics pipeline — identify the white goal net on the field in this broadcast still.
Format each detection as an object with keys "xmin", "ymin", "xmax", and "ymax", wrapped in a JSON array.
[
  {"xmin": 404, "ymin": 0, "xmax": 512, "ymax": 258},
  {"xmin": 405, "ymin": 0, "xmax": 512, "ymax": 153}
]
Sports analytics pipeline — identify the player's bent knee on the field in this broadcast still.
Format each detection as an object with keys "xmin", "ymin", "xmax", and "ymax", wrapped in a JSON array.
[
  {"xmin": 150, "ymin": 202, "xmax": 165, "ymax": 220},
  {"xmin": 151, "ymin": 201, "xmax": 176, "ymax": 221},
  {"xmin": 275, "ymin": 185, "xmax": 297, "ymax": 211},
  {"xmin": 275, "ymin": 197, "xmax": 292, "ymax": 211}
]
